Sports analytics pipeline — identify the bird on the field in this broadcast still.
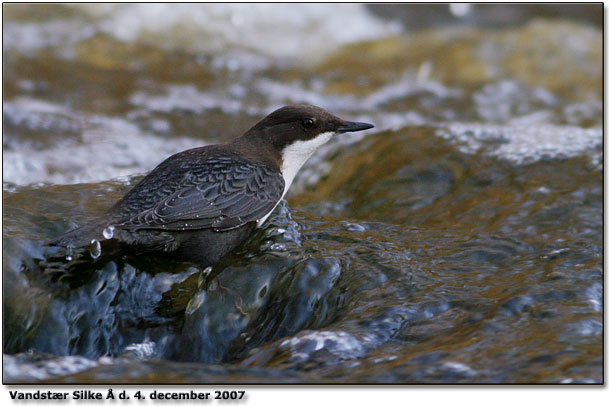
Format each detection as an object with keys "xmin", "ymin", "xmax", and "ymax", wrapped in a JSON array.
[{"xmin": 50, "ymin": 104, "xmax": 374, "ymax": 267}]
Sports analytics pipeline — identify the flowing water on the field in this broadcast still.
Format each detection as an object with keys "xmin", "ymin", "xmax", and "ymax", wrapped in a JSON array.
[{"xmin": 2, "ymin": 4, "xmax": 603, "ymax": 383}]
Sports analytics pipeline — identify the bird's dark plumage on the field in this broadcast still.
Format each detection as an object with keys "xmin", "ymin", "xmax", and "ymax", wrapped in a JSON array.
[
  {"xmin": 49, "ymin": 105, "xmax": 373, "ymax": 267},
  {"xmin": 112, "ymin": 153, "xmax": 284, "ymax": 232}
]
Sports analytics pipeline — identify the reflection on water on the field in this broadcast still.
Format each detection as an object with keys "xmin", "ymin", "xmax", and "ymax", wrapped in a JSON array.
[{"xmin": 2, "ymin": 4, "xmax": 602, "ymax": 383}]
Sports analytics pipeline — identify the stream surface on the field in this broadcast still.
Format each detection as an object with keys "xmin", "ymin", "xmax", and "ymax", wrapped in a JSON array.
[{"xmin": 2, "ymin": 4, "xmax": 603, "ymax": 383}]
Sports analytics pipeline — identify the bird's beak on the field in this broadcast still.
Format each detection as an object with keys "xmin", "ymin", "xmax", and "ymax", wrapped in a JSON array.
[{"xmin": 337, "ymin": 121, "xmax": 374, "ymax": 133}]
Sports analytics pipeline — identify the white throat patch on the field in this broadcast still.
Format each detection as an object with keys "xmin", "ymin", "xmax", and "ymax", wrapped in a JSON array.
[
  {"xmin": 279, "ymin": 131, "xmax": 334, "ymax": 198},
  {"xmin": 257, "ymin": 131, "xmax": 334, "ymax": 227}
]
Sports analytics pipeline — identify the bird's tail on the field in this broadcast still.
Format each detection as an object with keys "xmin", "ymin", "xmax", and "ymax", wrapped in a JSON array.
[{"xmin": 48, "ymin": 222, "xmax": 106, "ymax": 248}]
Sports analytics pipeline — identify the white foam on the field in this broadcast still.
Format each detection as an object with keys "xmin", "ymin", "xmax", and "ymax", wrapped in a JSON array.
[
  {"xmin": 257, "ymin": 73, "xmax": 462, "ymax": 112},
  {"xmin": 129, "ymin": 85, "xmax": 248, "ymax": 115},
  {"xmin": 279, "ymin": 330, "xmax": 366, "ymax": 361},
  {"xmin": 3, "ymin": 354, "xmax": 100, "ymax": 382},
  {"xmin": 4, "ymin": 4, "xmax": 401, "ymax": 64},
  {"xmin": 436, "ymin": 122, "xmax": 602, "ymax": 165},
  {"xmin": 96, "ymin": 4, "xmax": 401, "ymax": 62},
  {"xmin": 2, "ymin": 98, "xmax": 203, "ymax": 185}
]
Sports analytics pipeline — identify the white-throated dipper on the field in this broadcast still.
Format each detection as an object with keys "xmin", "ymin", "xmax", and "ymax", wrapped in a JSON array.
[{"xmin": 50, "ymin": 105, "xmax": 374, "ymax": 266}]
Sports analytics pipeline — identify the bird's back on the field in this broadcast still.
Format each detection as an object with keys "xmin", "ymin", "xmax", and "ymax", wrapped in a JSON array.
[{"xmin": 49, "ymin": 143, "xmax": 284, "ymax": 261}]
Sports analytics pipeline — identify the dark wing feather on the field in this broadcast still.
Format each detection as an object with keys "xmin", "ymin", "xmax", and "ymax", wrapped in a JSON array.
[{"xmin": 114, "ymin": 160, "xmax": 284, "ymax": 232}]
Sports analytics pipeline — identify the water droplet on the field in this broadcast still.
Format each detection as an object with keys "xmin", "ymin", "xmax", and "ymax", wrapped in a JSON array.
[
  {"xmin": 270, "ymin": 243, "xmax": 286, "ymax": 251},
  {"xmin": 198, "ymin": 266, "xmax": 214, "ymax": 288},
  {"xmin": 90, "ymin": 239, "xmax": 101, "ymax": 259},
  {"xmin": 102, "ymin": 225, "xmax": 115, "ymax": 239},
  {"xmin": 343, "ymin": 221, "xmax": 366, "ymax": 232},
  {"xmin": 65, "ymin": 245, "xmax": 74, "ymax": 262},
  {"xmin": 202, "ymin": 266, "xmax": 213, "ymax": 277}
]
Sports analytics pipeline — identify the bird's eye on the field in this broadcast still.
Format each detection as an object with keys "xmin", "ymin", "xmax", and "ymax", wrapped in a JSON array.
[{"xmin": 302, "ymin": 118, "xmax": 314, "ymax": 129}]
